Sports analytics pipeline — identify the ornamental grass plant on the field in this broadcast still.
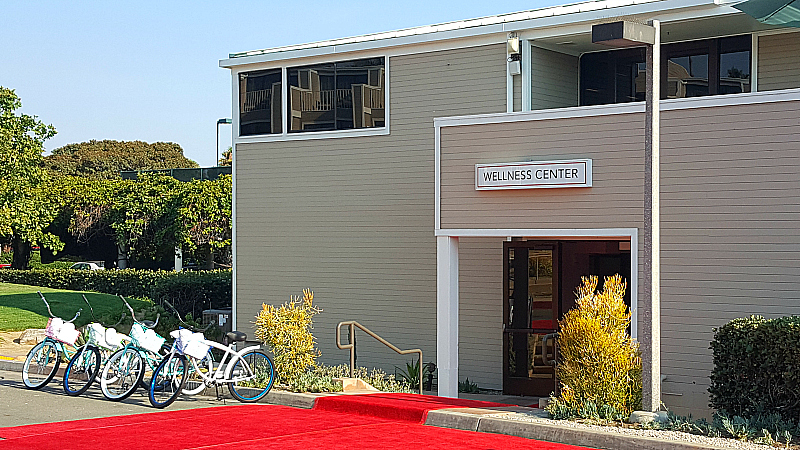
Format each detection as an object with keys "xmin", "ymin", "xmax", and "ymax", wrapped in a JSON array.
[{"xmin": 546, "ymin": 274, "xmax": 642, "ymax": 420}]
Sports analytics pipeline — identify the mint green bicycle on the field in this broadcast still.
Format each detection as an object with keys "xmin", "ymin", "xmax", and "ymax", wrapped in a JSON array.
[
  {"xmin": 98, "ymin": 296, "xmax": 166, "ymax": 401},
  {"xmin": 22, "ymin": 292, "xmax": 82, "ymax": 389}
]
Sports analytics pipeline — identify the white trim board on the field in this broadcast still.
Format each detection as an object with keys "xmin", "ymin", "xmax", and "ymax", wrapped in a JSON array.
[{"xmin": 434, "ymin": 87, "xmax": 800, "ymax": 129}]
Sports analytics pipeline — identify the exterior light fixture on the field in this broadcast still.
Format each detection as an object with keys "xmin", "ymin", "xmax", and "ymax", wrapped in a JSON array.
[
  {"xmin": 591, "ymin": 21, "xmax": 655, "ymax": 47},
  {"xmin": 507, "ymin": 33, "xmax": 522, "ymax": 76},
  {"xmin": 216, "ymin": 118, "xmax": 233, "ymax": 167}
]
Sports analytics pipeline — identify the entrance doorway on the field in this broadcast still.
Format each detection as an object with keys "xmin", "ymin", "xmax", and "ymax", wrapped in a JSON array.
[{"xmin": 502, "ymin": 240, "xmax": 631, "ymax": 396}]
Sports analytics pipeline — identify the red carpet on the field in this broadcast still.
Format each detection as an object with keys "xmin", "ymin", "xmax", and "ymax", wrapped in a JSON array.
[
  {"xmin": 0, "ymin": 404, "xmax": 595, "ymax": 450},
  {"xmin": 313, "ymin": 392, "xmax": 512, "ymax": 423}
]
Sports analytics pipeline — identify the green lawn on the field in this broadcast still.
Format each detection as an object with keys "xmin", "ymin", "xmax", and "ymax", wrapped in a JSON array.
[{"xmin": 0, "ymin": 283, "xmax": 151, "ymax": 331}]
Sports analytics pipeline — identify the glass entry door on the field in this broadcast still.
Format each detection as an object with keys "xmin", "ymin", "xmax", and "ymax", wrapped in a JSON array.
[{"xmin": 503, "ymin": 242, "xmax": 558, "ymax": 396}]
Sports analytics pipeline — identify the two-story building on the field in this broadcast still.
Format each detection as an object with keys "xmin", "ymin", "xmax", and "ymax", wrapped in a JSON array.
[{"xmin": 220, "ymin": 0, "xmax": 800, "ymax": 415}]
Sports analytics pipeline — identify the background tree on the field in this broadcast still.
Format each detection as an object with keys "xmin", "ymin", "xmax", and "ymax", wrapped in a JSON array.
[
  {"xmin": 44, "ymin": 140, "xmax": 199, "ymax": 179},
  {"xmin": 218, "ymin": 146, "xmax": 232, "ymax": 166},
  {"xmin": 0, "ymin": 87, "xmax": 60, "ymax": 269}
]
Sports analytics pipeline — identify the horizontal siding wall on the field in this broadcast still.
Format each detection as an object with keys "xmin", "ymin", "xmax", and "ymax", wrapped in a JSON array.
[
  {"xmin": 659, "ymin": 99, "xmax": 800, "ymax": 415},
  {"xmin": 758, "ymin": 32, "xmax": 800, "ymax": 91},
  {"xmin": 438, "ymin": 112, "xmax": 646, "ymax": 391},
  {"xmin": 440, "ymin": 96, "xmax": 800, "ymax": 411},
  {"xmin": 235, "ymin": 44, "xmax": 506, "ymax": 376},
  {"xmin": 458, "ymin": 237, "xmax": 504, "ymax": 389},
  {"xmin": 531, "ymin": 46, "xmax": 578, "ymax": 110},
  {"xmin": 439, "ymin": 113, "xmax": 645, "ymax": 230}
]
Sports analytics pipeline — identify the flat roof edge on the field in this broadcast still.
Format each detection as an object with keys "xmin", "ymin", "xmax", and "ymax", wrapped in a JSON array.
[{"xmin": 220, "ymin": 0, "xmax": 723, "ymax": 68}]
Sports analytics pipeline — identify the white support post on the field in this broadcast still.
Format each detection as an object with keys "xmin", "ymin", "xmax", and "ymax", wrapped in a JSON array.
[
  {"xmin": 436, "ymin": 235, "xmax": 459, "ymax": 398},
  {"xmin": 174, "ymin": 246, "xmax": 183, "ymax": 272},
  {"xmin": 522, "ymin": 40, "xmax": 532, "ymax": 111}
]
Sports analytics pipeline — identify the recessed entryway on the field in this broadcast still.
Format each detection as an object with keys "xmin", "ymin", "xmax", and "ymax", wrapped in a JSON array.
[{"xmin": 502, "ymin": 239, "xmax": 631, "ymax": 397}]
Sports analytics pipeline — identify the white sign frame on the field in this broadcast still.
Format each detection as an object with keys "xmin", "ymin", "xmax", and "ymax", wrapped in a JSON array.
[{"xmin": 475, "ymin": 159, "xmax": 592, "ymax": 190}]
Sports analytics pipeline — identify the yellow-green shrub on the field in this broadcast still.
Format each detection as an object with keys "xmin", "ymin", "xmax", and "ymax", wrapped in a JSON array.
[
  {"xmin": 547, "ymin": 275, "xmax": 642, "ymax": 420},
  {"xmin": 254, "ymin": 289, "xmax": 321, "ymax": 384}
]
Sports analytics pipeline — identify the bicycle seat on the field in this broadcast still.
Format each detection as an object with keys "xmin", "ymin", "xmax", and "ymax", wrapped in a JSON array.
[
  {"xmin": 141, "ymin": 320, "xmax": 156, "ymax": 328},
  {"xmin": 226, "ymin": 331, "xmax": 247, "ymax": 343}
]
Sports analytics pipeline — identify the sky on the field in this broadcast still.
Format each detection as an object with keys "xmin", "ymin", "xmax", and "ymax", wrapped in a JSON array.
[{"xmin": 2, "ymin": 0, "xmax": 562, "ymax": 167}]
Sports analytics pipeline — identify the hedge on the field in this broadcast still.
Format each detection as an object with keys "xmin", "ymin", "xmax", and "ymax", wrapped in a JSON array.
[
  {"xmin": 0, "ymin": 268, "xmax": 231, "ymax": 319},
  {"xmin": 709, "ymin": 315, "xmax": 800, "ymax": 422}
]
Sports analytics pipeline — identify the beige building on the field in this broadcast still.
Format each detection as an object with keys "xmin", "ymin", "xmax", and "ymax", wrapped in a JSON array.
[{"xmin": 221, "ymin": 0, "xmax": 800, "ymax": 416}]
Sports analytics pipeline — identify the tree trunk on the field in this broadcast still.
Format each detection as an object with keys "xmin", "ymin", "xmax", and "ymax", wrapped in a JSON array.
[
  {"xmin": 117, "ymin": 242, "xmax": 128, "ymax": 269},
  {"xmin": 205, "ymin": 246, "xmax": 214, "ymax": 270},
  {"xmin": 11, "ymin": 237, "xmax": 31, "ymax": 270}
]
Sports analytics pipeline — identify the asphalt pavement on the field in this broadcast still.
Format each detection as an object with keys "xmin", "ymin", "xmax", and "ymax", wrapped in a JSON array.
[{"xmin": 0, "ymin": 368, "xmax": 225, "ymax": 428}]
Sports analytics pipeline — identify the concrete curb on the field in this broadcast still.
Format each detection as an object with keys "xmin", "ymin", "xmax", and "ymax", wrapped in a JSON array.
[
  {"xmin": 249, "ymin": 388, "xmax": 730, "ymax": 450},
  {"xmin": 474, "ymin": 416, "xmax": 725, "ymax": 450},
  {"xmin": 0, "ymin": 360, "xmax": 23, "ymax": 372}
]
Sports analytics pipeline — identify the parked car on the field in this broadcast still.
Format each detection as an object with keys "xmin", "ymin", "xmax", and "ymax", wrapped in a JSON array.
[{"xmin": 69, "ymin": 262, "xmax": 103, "ymax": 270}]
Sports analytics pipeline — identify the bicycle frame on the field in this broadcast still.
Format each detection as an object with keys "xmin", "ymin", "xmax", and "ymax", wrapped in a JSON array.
[{"xmin": 182, "ymin": 340, "xmax": 261, "ymax": 386}]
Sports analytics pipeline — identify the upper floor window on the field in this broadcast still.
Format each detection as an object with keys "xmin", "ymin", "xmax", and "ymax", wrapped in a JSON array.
[
  {"xmin": 287, "ymin": 57, "xmax": 385, "ymax": 133},
  {"xmin": 580, "ymin": 35, "xmax": 751, "ymax": 106},
  {"xmin": 239, "ymin": 68, "xmax": 282, "ymax": 136}
]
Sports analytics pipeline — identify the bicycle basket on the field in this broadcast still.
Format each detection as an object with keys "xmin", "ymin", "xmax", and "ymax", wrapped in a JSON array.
[
  {"xmin": 173, "ymin": 329, "xmax": 210, "ymax": 360},
  {"xmin": 86, "ymin": 323, "xmax": 123, "ymax": 350},
  {"xmin": 130, "ymin": 322, "xmax": 165, "ymax": 353},
  {"xmin": 45, "ymin": 317, "xmax": 79, "ymax": 346}
]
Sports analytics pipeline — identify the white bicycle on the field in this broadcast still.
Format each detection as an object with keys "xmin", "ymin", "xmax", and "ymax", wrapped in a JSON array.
[{"xmin": 147, "ymin": 301, "xmax": 275, "ymax": 409}]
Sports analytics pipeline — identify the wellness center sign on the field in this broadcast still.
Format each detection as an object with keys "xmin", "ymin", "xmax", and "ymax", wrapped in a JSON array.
[{"xmin": 475, "ymin": 159, "xmax": 592, "ymax": 190}]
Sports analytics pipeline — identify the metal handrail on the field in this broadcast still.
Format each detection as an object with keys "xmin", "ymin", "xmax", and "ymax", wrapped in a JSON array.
[{"xmin": 336, "ymin": 321, "xmax": 423, "ymax": 394}]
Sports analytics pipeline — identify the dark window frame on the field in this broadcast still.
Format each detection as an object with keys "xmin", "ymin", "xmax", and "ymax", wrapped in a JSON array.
[
  {"xmin": 579, "ymin": 34, "xmax": 751, "ymax": 106},
  {"xmin": 238, "ymin": 68, "xmax": 283, "ymax": 136}
]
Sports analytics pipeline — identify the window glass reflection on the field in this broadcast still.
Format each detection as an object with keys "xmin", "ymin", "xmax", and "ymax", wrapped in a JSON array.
[
  {"xmin": 667, "ymin": 54, "xmax": 709, "ymax": 98},
  {"xmin": 239, "ymin": 69, "xmax": 282, "ymax": 135},
  {"xmin": 287, "ymin": 57, "xmax": 385, "ymax": 133},
  {"xmin": 720, "ymin": 51, "xmax": 751, "ymax": 94}
]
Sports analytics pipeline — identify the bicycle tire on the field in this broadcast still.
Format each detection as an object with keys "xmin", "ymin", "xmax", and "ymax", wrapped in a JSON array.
[
  {"xmin": 63, "ymin": 345, "xmax": 101, "ymax": 396},
  {"xmin": 227, "ymin": 350, "xmax": 274, "ymax": 403},
  {"xmin": 100, "ymin": 347, "xmax": 145, "ymax": 401},
  {"xmin": 183, "ymin": 351, "xmax": 213, "ymax": 395},
  {"xmin": 22, "ymin": 340, "xmax": 60, "ymax": 389},
  {"xmin": 149, "ymin": 353, "xmax": 187, "ymax": 409}
]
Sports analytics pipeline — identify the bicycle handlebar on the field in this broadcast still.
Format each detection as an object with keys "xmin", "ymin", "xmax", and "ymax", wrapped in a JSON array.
[
  {"xmin": 118, "ymin": 295, "xmax": 159, "ymax": 329},
  {"xmin": 81, "ymin": 295, "xmax": 97, "ymax": 322},
  {"xmin": 163, "ymin": 299, "xmax": 213, "ymax": 333},
  {"xmin": 38, "ymin": 291, "xmax": 82, "ymax": 323}
]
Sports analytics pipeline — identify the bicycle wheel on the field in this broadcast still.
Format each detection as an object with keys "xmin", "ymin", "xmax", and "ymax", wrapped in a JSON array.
[
  {"xmin": 228, "ymin": 350, "xmax": 274, "ymax": 402},
  {"xmin": 183, "ymin": 351, "xmax": 213, "ymax": 395},
  {"xmin": 149, "ymin": 353, "xmax": 187, "ymax": 409},
  {"xmin": 22, "ymin": 340, "xmax": 60, "ymax": 389},
  {"xmin": 100, "ymin": 347, "xmax": 145, "ymax": 401},
  {"xmin": 139, "ymin": 343, "xmax": 172, "ymax": 390},
  {"xmin": 63, "ymin": 345, "xmax": 101, "ymax": 396}
]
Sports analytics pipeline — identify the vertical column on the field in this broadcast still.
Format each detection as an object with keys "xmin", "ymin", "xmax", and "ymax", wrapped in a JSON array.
[
  {"xmin": 522, "ymin": 40, "xmax": 532, "ymax": 112},
  {"xmin": 642, "ymin": 20, "xmax": 661, "ymax": 412},
  {"xmin": 437, "ymin": 235, "xmax": 459, "ymax": 398},
  {"xmin": 174, "ymin": 246, "xmax": 183, "ymax": 272}
]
